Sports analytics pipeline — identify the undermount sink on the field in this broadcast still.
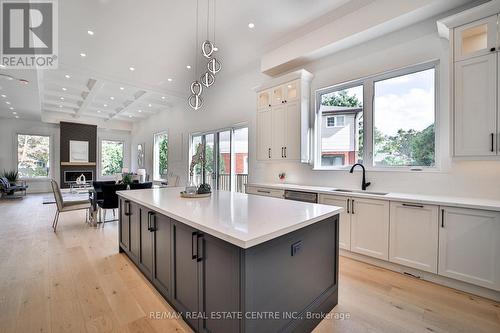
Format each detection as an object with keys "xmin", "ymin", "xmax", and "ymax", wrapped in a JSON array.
[{"xmin": 331, "ymin": 189, "xmax": 388, "ymax": 196}]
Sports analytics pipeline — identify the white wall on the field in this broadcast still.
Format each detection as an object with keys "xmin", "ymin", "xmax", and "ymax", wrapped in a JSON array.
[
  {"xmin": 0, "ymin": 118, "xmax": 131, "ymax": 193},
  {"xmin": 130, "ymin": 16, "xmax": 500, "ymax": 200}
]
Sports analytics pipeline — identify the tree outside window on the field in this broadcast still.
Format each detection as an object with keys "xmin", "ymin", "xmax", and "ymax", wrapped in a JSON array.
[
  {"xmin": 154, "ymin": 132, "xmax": 168, "ymax": 180},
  {"xmin": 101, "ymin": 140, "xmax": 124, "ymax": 176},
  {"xmin": 17, "ymin": 134, "xmax": 50, "ymax": 178}
]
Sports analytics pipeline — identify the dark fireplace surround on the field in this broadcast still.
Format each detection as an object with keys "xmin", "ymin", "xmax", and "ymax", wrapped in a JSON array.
[{"xmin": 60, "ymin": 122, "xmax": 97, "ymax": 188}]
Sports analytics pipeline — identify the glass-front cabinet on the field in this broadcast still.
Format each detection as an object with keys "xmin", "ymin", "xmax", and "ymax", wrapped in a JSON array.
[
  {"xmin": 272, "ymin": 86, "xmax": 284, "ymax": 105},
  {"xmin": 257, "ymin": 90, "xmax": 271, "ymax": 109},
  {"xmin": 285, "ymin": 80, "xmax": 299, "ymax": 101},
  {"xmin": 454, "ymin": 15, "xmax": 498, "ymax": 61}
]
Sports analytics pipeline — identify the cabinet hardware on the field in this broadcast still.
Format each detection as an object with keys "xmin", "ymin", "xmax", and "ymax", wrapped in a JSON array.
[
  {"xmin": 196, "ymin": 234, "xmax": 204, "ymax": 262},
  {"xmin": 147, "ymin": 211, "xmax": 152, "ymax": 231},
  {"xmin": 281, "ymin": 147, "xmax": 284, "ymax": 158},
  {"xmin": 257, "ymin": 189, "xmax": 271, "ymax": 194},
  {"xmin": 284, "ymin": 100, "xmax": 287, "ymax": 103},
  {"xmin": 491, "ymin": 47, "xmax": 497, "ymax": 52},
  {"xmin": 125, "ymin": 200, "xmax": 131, "ymax": 216},
  {"xmin": 268, "ymin": 104, "xmax": 271, "ymax": 107},
  {"xmin": 284, "ymin": 147, "xmax": 287, "ymax": 158},
  {"xmin": 191, "ymin": 231, "xmax": 198, "ymax": 260},
  {"xmin": 351, "ymin": 199, "xmax": 355, "ymax": 214},
  {"xmin": 441, "ymin": 209, "xmax": 445, "ymax": 228},
  {"xmin": 402, "ymin": 203, "xmax": 424, "ymax": 208},
  {"xmin": 149, "ymin": 213, "xmax": 157, "ymax": 232},
  {"xmin": 268, "ymin": 148, "xmax": 271, "ymax": 159},
  {"xmin": 491, "ymin": 133, "xmax": 495, "ymax": 152},
  {"xmin": 347, "ymin": 199, "xmax": 350, "ymax": 214}
]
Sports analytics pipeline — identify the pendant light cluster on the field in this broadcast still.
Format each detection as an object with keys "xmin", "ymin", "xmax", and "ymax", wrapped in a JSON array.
[{"xmin": 189, "ymin": 0, "xmax": 221, "ymax": 110}]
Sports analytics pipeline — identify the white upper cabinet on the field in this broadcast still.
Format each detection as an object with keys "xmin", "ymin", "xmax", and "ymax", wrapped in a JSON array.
[
  {"xmin": 438, "ymin": 207, "xmax": 500, "ymax": 291},
  {"xmin": 454, "ymin": 53, "xmax": 497, "ymax": 156},
  {"xmin": 389, "ymin": 202, "xmax": 439, "ymax": 273},
  {"xmin": 350, "ymin": 198, "xmax": 390, "ymax": 260},
  {"xmin": 454, "ymin": 15, "xmax": 498, "ymax": 62},
  {"xmin": 255, "ymin": 70, "xmax": 313, "ymax": 162}
]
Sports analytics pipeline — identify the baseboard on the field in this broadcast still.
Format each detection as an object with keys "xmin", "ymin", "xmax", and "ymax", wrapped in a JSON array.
[{"xmin": 340, "ymin": 250, "xmax": 500, "ymax": 302}]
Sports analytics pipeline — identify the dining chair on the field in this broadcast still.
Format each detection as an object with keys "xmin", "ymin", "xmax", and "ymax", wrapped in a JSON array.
[
  {"xmin": 51, "ymin": 179, "xmax": 91, "ymax": 232},
  {"xmin": 98, "ymin": 183, "xmax": 127, "ymax": 227}
]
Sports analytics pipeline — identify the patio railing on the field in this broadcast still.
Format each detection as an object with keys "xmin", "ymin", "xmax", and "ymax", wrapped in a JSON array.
[{"xmin": 193, "ymin": 173, "xmax": 248, "ymax": 193}]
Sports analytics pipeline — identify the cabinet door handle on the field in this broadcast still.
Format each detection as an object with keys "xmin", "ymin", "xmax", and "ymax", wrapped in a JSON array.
[
  {"xmin": 147, "ymin": 212, "xmax": 152, "ymax": 231},
  {"xmin": 196, "ymin": 234, "xmax": 204, "ymax": 262},
  {"xmin": 491, "ymin": 47, "xmax": 497, "ymax": 52},
  {"xmin": 150, "ymin": 213, "xmax": 157, "ymax": 232},
  {"xmin": 402, "ymin": 203, "xmax": 424, "ymax": 208},
  {"xmin": 284, "ymin": 147, "xmax": 287, "ymax": 158},
  {"xmin": 441, "ymin": 209, "xmax": 445, "ymax": 228},
  {"xmin": 257, "ymin": 189, "xmax": 271, "ymax": 194},
  {"xmin": 351, "ymin": 199, "xmax": 355, "ymax": 214},
  {"xmin": 281, "ymin": 147, "xmax": 284, "ymax": 158},
  {"xmin": 191, "ymin": 231, "xmax": 198, "ymax": 260},
  {"xmin": 268, "ymin": 148, "xmax": 271, "ymax": 159},
  {"xmin": 347, "ymin": 199, "xmax": 350, "ymax": 214},
  {"xmin": 125, "ymin": 200, "xmax": 131, "ymax": 216},
  {"xmin": 491, "ymin": 133, "xmax": 495, "ymax": 152}
]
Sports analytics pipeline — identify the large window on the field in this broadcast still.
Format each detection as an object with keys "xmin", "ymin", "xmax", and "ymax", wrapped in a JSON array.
[
  {"xmin": 101, "ymin": 140, "xmax": 124, "ymax": 176},
  {"xmin": 153, "ymin": 132, "xmax": 168, "ymax": 181},
  {"xmin": 17, "ymin": 134, "xmax": 50, "ymax": 178},
  {"xmin": 190, "ymin": 126, "xmax": 248, "ymax": 193},
  {"xmin": 316, "ymin": 62, "xmax": 437, "ymax": 170},
  {"xmin": 318, "ymin": 85, "xmax": 363, "ymax": 167}
]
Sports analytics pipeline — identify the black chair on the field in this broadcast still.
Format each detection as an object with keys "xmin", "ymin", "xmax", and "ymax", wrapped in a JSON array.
[
  {"xmin": 92, "ymin": 180, "xmax": 116, "ymax": 202},
  {"xmin": 98, "ymin": 183, "xmax": 127, "ymax": 227},
  {"xmin": 129, "ymin": 182, "xmax": 153, "ymax": 190}
]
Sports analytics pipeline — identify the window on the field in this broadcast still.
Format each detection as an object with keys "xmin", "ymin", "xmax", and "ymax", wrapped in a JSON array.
[
  {"xmin": 326, "ymin": 115, "xmax": 345, "ymax": 127},
  {"xmin": 17, "ymin": 134, "xmax": 50, "ymax": 178},
  {"xmin": 315, "ymin": 62, "xmax": 437, "ymax": 170},
  {"xmin": 101, "ymin": 140, "xmax": 124, "ymax": 176},
  {"xmin": 318, "ymin": 84, "xmax": 364, "ymax": 168},
  {"xmin": 190, "ymin": 126, "xmax": 248, "ymax": 193},
  {"xmin": 373, "ymin": 68, "xmax": 435, "ymax": 167},
  {"xmin": 153, "ymin": 132, "xmax": 168, "ymax": 181}
]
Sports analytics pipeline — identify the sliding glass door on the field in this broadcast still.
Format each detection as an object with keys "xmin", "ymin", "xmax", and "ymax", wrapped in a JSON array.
[{"xmin": 190, "ymin": 126, "xmax": 248, "ymax": 193}]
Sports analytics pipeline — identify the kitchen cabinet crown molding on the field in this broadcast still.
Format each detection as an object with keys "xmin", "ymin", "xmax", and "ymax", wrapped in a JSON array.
[{"xmin": 253, "ymin": 69, "xmax": 313, "ymax": 92}]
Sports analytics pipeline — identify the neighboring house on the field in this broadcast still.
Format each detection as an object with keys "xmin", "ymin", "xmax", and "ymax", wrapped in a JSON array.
[{"xmin": 320, "ymin": 106, "xmax": 362, "ymax": 166}]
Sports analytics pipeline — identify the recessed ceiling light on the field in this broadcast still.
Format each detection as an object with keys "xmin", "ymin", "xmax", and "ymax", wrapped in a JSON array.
[
  {"xmin": 110, "ymin": 96, "xmax": 114, "ymax": 100},
  {"xmin": 7, "ymin": 77, "xmax": 13, "ymax": 80},
  {"xmin": 15, "ymin": 115, "xmax": 19, "ymax": 119},
  {"xmin": 167, "ymin": 78, "xmax": 173, "ymax": 82},
  {"xmin": 248, "ymin": 22, "xmax": 255, "ymax": 29},
  {"xmin": 129, "ymin": 66, "xmax": 135, "ymax": 71},
  {"xmin": 129, "ymin": 115, "xmax": 133, "ymax": 118},
  {"xmin": 80, "ymin": 52, "xmax": 87, "ymax": 57},
  {"xmin": 148, "ymin": 103, "xmax": 152, "ymax": 107},
  {"xmin": 65, "ymin": 74, "xmax": 71, "ymax": 79},
  {"xmin": 186, "ymin": 65, "xmax": 191, "ymax": 69},
  {"xmin": 12, "ymin": 111, "xmax": 17, "ymax": 115},
  {"xmin": 5, "ymin": 101, "xmax": 10, "ymax": 104},
  {"xmin": 87, "ymin": 30, "xmax": 94, "ymax": 36},
  {"xmin": 97, "ymin": 110, "xmax": 101, "ymax": 113},
  {"xmin": 9, "ymin": 107, "xmax": 14, "ymax": 110},
  {"xmin": 161, "ymin": 96, "xmax": 166, "ymax": 100},
  {"xmin": 120, "ymin": 87, "xmax": 124, "ymax": 90},
  {"xmin": 59, "ymin": 105, "xmax": 62, "ymax": 108},
  {"xmin": 103, "ymin": 104, "xmax": 108, "ymax": 107},
  {"xmin": 62, "ymin": 87, "xmax": 67, "ymax": 91},
  {"xmin": 138, "ymin": 109, "xmax": 142, "ymax": 113},
  {"xmin": 1, "ymin": 94, "xmax": 6, "ymax": 98},
  {"xmin": 60, "ymin": 97, "xmax": 64, "ymax": 100}
]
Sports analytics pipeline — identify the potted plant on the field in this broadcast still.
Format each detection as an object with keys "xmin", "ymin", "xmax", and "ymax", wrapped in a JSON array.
[{"xmin": 3, "ymin": 170, "xmax": 19, "ymax": 185}]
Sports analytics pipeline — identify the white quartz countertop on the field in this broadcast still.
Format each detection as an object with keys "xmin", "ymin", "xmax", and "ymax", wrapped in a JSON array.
[
  {"xmin": 248, "ymin": 183, "xmax": 500, "ymax": 212},
  {"xmin": 117, "ymin": 187, "xmax": 342, "ymax": 249}
]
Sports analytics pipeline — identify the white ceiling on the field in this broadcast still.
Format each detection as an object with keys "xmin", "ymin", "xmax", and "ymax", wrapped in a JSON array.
[{"xmin": 0, "ymin": 0, "xmax": 477, "ymax": 128}]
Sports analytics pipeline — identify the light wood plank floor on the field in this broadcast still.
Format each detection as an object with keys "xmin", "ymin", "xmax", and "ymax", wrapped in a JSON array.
[{"xmin": 0, "ymin": 194, "xmax": 499, "ymax": 333}]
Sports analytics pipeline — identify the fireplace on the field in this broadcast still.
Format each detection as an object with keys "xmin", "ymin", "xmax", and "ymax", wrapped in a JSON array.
[{"xmin": 64, "ymin": 170, "xmax": 94, "ymax": 185}]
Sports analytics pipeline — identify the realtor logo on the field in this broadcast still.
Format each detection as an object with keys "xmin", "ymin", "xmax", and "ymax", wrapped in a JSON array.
[{"xmin": 1, "ymin": 0, "xmax": 58, "ymax": 68}]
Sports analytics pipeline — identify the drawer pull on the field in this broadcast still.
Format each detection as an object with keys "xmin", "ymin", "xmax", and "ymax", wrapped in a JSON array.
[
  {"xmin": 402, "ymin": 203, "xmax": 424, "ymax": 208},
  {"xmin": 257, "ymin": 190, "xmax": 271, "ymax": 194}
]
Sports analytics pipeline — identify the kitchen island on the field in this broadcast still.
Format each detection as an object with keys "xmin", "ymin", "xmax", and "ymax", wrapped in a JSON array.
[{"xmin": 117, "ymin": 187, "xmax": 342, "ymax": 333}]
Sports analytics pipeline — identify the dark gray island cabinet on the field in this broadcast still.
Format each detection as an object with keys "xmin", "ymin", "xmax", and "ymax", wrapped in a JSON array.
[{"xmin": 118, "ymin": 189, "xmax": 340, "ymax": 333}]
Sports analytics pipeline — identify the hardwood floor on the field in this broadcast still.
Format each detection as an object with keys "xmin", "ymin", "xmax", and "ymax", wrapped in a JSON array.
[{"xmin": 0, "ymin": 194, "xmax": 499, "ymax": 333}]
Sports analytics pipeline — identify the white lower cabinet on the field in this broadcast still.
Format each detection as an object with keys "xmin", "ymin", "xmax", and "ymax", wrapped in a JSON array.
[
  {"xmin": 389, "ymin": 202, "xmax": 439, "ymax": 273},
  {"xmin": 245, "ymin": 186, "xmax": 284, "ymax": 199},
  {"xmin": 319, "ymin": 194, "xmax": 351, "ymax": 250},
  {"xmin": 350, "ymin": 198, "xmax": 390, "ymax": 260},
  {"xmin": 438, "ymin": 207, "xmax": 500, "ymax": 291}
]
